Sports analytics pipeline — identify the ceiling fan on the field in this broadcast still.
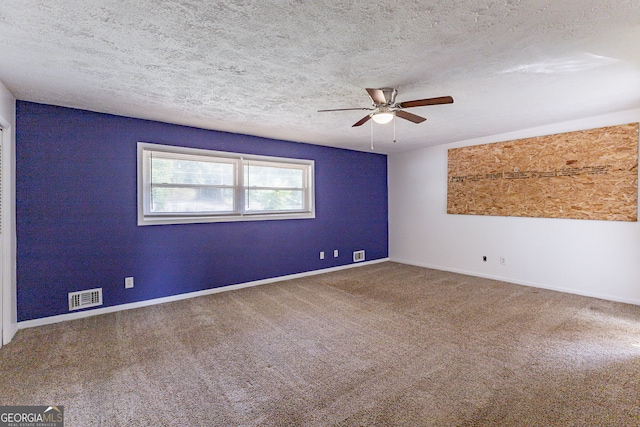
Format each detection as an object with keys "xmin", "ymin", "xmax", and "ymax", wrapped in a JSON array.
[{"xmin": 318, "ymin": 88, "xmax": 454, "ymax": 127}]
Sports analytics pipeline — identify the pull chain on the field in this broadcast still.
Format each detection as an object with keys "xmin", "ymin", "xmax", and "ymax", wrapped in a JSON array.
[
  {"xmin": 393, "ymin": 116, "xmax": 397, "ymax": 143},
  {"xmin": 370, "ymin": 119, "xmax": 374, "ymax": 150}
]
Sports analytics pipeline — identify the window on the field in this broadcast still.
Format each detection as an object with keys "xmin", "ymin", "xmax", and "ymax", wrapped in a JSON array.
[{"xmin": 138, "ymin": 142, "xmax": 314, "ymax": 225}]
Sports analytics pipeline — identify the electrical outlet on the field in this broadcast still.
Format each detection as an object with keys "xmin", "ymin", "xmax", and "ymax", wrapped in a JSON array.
[
  {"xmin": 334, "ymin": 249, "xmax": 339, "ymax": 257},
  {"xmin": 482, "ymin": 256, "xmax": 487, "ymax": 262},
  {"xmin": 125, "ymin": 277, "xmax": 134, "ymax": 289},
  {"xmin": 500, "ymin": 257, "xmax": 506, "ymax": 265},
  {"xmin": 320, "ymin": 251, "xmax": 325, "ymax": 260}
]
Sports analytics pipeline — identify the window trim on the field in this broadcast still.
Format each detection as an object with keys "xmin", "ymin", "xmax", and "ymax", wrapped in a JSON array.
[{"xmin": 137, "ymin": 142, "xmax": 315, "ymax": 225}]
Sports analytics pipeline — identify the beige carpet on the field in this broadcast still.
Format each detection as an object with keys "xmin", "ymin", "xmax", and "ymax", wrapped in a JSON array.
[{"xmin": 2, "ymin": 262, "xmax": 639, "ymax": 426}]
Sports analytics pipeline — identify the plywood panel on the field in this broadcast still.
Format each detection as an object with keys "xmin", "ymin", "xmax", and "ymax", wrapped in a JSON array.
[{"xmin": 447, "ymin": 123, "xmax": 638, "ymax": 221}]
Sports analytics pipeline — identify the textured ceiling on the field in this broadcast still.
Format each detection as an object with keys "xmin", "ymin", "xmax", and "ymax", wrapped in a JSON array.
[{"xmin": 1, "ymin": 1, "xmax": 640, "ymax": 153}]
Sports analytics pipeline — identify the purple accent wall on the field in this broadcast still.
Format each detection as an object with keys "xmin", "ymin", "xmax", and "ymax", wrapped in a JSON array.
[{"xmin": 16, "ymin": 101, "xmax": 388, "ymax": 321}]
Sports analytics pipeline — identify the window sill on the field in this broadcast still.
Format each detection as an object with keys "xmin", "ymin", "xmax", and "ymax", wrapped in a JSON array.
[{"xmin": 138, "ymin": 211, "xmax": 315, "ymax": 226}]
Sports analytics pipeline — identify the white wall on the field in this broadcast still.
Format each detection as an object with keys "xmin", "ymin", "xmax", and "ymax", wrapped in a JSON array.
[
  {"xmin": 389, "ymin": 109, "xmax": 640, "ymax": 305},
  {"xmin": 0, "ymin": 78, "xmax": 17, "ymax": 345}
]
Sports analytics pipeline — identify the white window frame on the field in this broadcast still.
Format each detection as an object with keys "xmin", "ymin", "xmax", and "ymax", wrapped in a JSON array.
[{"xmin": 137, "ymin": 142, "xmax": 315, "ymax": 225}]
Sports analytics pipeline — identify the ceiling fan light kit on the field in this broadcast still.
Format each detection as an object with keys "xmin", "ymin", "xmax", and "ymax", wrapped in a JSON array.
[{"xmin": 372, "ymin": 111, "xmax": 394, "ymax": 124}]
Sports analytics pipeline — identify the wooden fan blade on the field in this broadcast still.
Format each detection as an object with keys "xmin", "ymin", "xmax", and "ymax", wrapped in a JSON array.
[
  {"xmin": 352, "ymin": 115, "xmax": 372, "ymax": 127},
  {"xmin": 318, "ymin": 107, "xmax": 372, "ymax": 112},
  {"xmin": 366, "ymin": 88, "xmax": 387, "ymax": 104},
  {"xmin": 396, "ymin": 96, "xmax": 454, "ymax": 109},
  {"xmin": 395, "ymin": 110, "xmax": 427, "ymax": 124}
]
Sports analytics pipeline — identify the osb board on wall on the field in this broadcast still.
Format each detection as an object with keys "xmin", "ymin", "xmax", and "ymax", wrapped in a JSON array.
[{"xmin": 447, "ymin": 123, "xmax": 638, "ymax": 221}]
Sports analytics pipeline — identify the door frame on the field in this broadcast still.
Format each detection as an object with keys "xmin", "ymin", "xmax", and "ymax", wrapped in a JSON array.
[{"xmin": 0, "ymin": 114, "xmax": 16, "ymax": 346}]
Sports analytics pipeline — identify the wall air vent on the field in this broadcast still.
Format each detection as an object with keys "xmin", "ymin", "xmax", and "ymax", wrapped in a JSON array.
[
  {"xmin": 353, "ymin": 250, "xmax": 365, "ymax": 262},
  {"xmin": 68, "ymin": 288, "xmax": 103, "ymax": 311}
]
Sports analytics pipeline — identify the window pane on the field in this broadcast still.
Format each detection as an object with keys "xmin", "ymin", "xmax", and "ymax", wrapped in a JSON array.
[
  {"xmin": 245, "ymin": 189, "xmax": 304, "ymax": 211},
  {"xmin": 151, "ymin": 186, "xmax": 234, "ymax": 213},
  {"xmin": 244, "ymin": 164, "xmax": 304, "ymax": 188},
  {"xmin": 152, "ymin": 157, "xmax": 234, "ymax": 186}
]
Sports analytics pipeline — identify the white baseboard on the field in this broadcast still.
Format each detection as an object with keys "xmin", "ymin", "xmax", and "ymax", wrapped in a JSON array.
[
  {"xmin": 390, "ymin": 258, "xmax": 640, "ymax": 307},
  {"xmin": 2, "ymin": 321, "xmax": 18, "ymax": 346},
  {"xmin": 17, "ymin": 258, "xmax": 390, "ymax": 331}
]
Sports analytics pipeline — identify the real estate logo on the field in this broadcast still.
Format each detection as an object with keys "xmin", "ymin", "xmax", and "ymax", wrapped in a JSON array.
[{"xmin": 0, "ymin": 406, "xmax": 64, "ymax": 427}]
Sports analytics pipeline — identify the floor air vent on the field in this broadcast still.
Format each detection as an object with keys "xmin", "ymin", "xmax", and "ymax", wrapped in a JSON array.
[
  {"xmin": 69, "ymin": 288, "xmax": 103, "ymax": 311},
  {"xmin": 353, "ymin": 250, "xmax": 365, "ymax": 262}
]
